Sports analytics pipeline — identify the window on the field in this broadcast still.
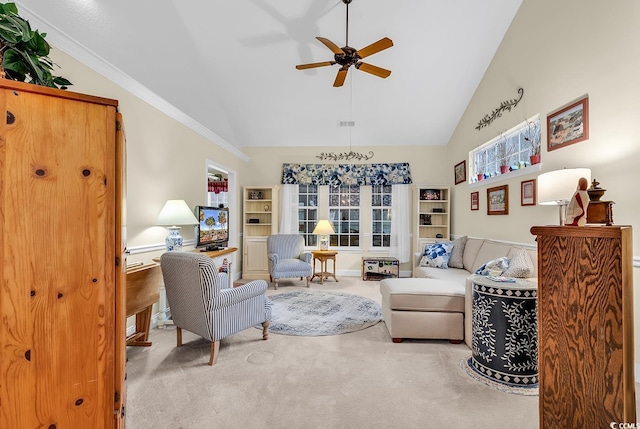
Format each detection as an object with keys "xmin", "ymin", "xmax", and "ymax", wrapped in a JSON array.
[
  {"xmin": 371, "ymin": 185, "xmax": 392, "ymax": 247},
  {"xmin": 470, "ymin": 115, "xmax": 541, "ymax": 181},
  {"xmin": 298, "ymin": 184, "xmax": 318, "ymax": 246},
  {"xmin": 329, "ymin": 185, "xmax": 360, "ymax": 247}
]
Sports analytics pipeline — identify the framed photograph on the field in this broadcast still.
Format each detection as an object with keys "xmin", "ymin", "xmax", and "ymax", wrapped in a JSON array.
[
  {"xmin": 470, "ymin": 191, "xmax": 479, "ymax": 211},
  {"xmin": 454, "ymin": 160, "xmax": 466, "ymax": 185},
  {"xmin": 547, "ymin": 96, "xmax": 589, "ymax": 151},
  {"xmin": 487, "ymin": 184, "xmax": 509, "ymax": 215},
  {"xmin": 521, "ymin": 179, "xmax": 536, "ymax": 206}
]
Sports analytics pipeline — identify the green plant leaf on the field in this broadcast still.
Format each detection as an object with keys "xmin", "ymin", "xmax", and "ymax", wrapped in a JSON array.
[
  {"xmin": 3, "ymin": 48, "xmax": 28, "ymax": 74},
  {"xmin": 0, "ymin": 3, "xmax": 19, "ymax": 15}
]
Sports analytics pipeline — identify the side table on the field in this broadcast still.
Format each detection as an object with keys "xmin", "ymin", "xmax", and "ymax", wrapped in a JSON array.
[
  {"xmin": 311, "ymin": 250, "xmax": 338, "ymax": 284},
  {"xmin": 469, "ymin": 274, "xmax": 538, "ymax": 386}
]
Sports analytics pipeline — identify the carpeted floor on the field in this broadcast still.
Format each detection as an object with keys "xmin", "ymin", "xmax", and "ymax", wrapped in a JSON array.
[{"xmin": 125, "ymin": 276, "xmax": 640, "ymax": 429}]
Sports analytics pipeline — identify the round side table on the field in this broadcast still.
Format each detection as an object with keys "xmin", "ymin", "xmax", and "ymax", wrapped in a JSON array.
[
  {"xmin": 469, "ymin": 274, "xmax": 538, "ymax": 386},
  {"xmin": 310, "ymin": 250, "xmax": 338, "ymax": 284}
]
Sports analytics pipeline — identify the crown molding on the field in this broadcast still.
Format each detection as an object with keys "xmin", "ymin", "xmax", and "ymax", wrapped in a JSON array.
[{"xmin": 15, "ymin": 2, "xmax": 250, "ymax": 163}]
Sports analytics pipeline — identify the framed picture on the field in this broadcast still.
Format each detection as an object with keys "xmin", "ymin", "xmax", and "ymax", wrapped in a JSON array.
[
  {"xmin": 547, "ymin": 96, "xmax": 589, "ymax": 151},
  {"xmin": 454, "ymin": 160, "xmax": 466, "ymax": 185},
  {"xmin": 470, "ymin": 191, "xmax": 479, "ymax": 211},
  {"xmin": 521, "ymin": 179, "xmax": 536, "ymax": 206},
  {"xmin": 487, "ymin": 184, "xmax": 509, "ymax": 215}
]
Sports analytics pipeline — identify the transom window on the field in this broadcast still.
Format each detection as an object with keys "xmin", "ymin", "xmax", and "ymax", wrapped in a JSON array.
[
  {"xmin": 329, "ymin": 185, "xmax": 360, "ymax": 247},
  {"xmin": 371, "ymin": 185, "xmax": 391, "ymax": 247},
  {"xmin": 470, "ymin": 115, "xmax": 541, "ymax": 181},
  {"xmin": 298, "ymin": 184, "xmax": 318, "ymax": 246}
]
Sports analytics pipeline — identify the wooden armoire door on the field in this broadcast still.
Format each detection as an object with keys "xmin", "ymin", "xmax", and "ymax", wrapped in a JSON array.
[{"xmin": 0, "ymin": 80, "xmax": 126, "ymax": 428}]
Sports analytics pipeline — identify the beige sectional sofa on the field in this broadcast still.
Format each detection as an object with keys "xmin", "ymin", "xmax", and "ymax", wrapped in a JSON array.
[{"xmin": 380, "ymin": 237, "xmax": 537, "ymax": 347}]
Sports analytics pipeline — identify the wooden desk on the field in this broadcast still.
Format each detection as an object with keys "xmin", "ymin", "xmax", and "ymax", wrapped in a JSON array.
[
  {"xmin": 311, "ymin": 250, "xmax": 338, "ymax": 284},
  {"xmin": 126, "ymin": 263, "xmax": 162, "ymax": 346}
]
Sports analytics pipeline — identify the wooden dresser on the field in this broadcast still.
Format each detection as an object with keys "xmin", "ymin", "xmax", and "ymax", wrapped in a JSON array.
[{"xmin": 530, "ymin": 226, "xmax": 635, "ymax": 428}]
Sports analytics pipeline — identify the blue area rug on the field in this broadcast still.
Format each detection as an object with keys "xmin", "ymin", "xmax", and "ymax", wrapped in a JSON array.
[{"xmin": 264, "ymin": 290, "xmax": 382, "ymax": 336}]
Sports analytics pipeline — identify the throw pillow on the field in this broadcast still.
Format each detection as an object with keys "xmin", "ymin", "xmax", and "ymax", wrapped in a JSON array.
[
  {"xmin": 419, "ymin": 242, "xmax": 454, "ymax": 269},
  {"xmin": 475, "ymin": 257, "xmax": 510, "ymax": 276},
  {"xmin": 437, "ymin": 236, "xmax": 467, "ymax": 269},
  {"xmin": 503, "ymin": 248, "xmax": 535, "ymax": 278}
]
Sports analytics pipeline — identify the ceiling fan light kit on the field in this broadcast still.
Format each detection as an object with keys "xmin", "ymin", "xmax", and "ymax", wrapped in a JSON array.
[{"xmin": 296, "ymin": 0, "xmax": 393, "ymax": 87}]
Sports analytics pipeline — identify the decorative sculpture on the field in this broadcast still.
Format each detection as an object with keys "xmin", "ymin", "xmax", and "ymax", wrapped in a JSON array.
[{"xmin": 565, "ymin": 177, "xmax": 590, "ymax": 226}]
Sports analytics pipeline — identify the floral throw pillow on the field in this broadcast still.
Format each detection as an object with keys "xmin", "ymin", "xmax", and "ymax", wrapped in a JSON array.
[
  {"xmin": 475, "ymin": 257, "xmax": 510, "ymax": 276},
  {"xmin": 419, "ymin": 242, "xmax": 454, "ymax": 269}
]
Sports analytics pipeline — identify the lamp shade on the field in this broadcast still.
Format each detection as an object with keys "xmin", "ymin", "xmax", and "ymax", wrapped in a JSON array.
[
  {"xmin": 312, "ymin": 220, "xmax": 335, "ymax": 235},
  {"xmin": 538, "ymin": 168, "xmax": 591, "ymax": 205},
  {"xmin": 155, "ymin": 200, "xmax": 198, "ymax": 226}
]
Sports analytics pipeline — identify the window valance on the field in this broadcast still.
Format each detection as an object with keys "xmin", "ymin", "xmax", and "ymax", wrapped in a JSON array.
[{"xmin": 282, "ymin": 163, "xmax": 412, "ymax": 186}]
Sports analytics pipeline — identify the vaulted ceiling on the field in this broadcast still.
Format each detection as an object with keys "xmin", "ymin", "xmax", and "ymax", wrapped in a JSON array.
[{"xmin": 17, "ymin": 0, "xmax": 523, "ymax": 152}]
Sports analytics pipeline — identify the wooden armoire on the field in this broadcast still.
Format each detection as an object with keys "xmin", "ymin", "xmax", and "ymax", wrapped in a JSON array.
[
  {"xmin": 0, "ymin": 80, "xmax": 127, "ymax": 428},
  {"xmin": 530, "ymin": 225, "xmax": 635, "ymax": 428}
]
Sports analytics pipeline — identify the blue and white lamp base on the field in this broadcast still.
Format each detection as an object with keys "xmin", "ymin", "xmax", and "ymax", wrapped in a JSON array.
[{"xmin": 165, "ymin": 226, "xmax": 183, "ymax": 251}]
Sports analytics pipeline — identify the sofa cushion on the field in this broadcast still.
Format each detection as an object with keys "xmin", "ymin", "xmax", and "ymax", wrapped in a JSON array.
[
  {"xmin": 470, "ymin": 240, "xmax": 514, "ymax": 273},
  {"xmin": 419, "ymin": 242, "xmax": 453, "ymax": 268},
  {"xmin": 380, "ymin": 278, "xmax": 465, "ymax": 313},
  {"xmin": 413, "ymin": 266, "xmax": 472, "ymax": 284},
  {"xmin": 437, "ymin": 235, "xmax": 467, "ymax": 269},
  {"xmin": 503, "ymin": 247, "xmax": 535, "ymax": 278},
  {"xmin": 462, "ymin": 238, "xmax": 485, "ymax": 272}
]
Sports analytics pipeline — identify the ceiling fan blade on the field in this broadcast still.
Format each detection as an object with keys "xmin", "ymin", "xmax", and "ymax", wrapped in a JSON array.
[
  {"xmin": 333, "ymin": 68, "xmax": 349, "ymax": 87},
  {"xmin": 356, "ymin": 37, "xmax": 393, "ymax": 59},
  {"xmin": 355, "ymin": 62, "xmax": 392, "ymax": 79},
  {"xmin": 296, "ymin": 61, "xmax": 335, "ymax": 70},
  {"xmin": 316, "ymin": 37, "xmax": 345, "ymax": 55}
]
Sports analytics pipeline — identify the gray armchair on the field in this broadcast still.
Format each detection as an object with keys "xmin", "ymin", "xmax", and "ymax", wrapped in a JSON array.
[
  {"xmin": 160, "ymin": 252, "xmax": 271, "ymax": 365},
  {"xmin": 267, "ymin": 234, "xmax": 313, "ymax": 289}
]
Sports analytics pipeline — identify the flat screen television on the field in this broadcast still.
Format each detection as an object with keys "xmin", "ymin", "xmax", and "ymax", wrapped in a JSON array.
[{"xmin": 194, "ymin": 205, "xmax": 229, "ymax": 251}]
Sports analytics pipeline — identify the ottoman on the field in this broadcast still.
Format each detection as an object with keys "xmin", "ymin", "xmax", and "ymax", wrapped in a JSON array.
[{"xmin": 380, "ymin": 278, "xmax": 465, "ymax": 344}]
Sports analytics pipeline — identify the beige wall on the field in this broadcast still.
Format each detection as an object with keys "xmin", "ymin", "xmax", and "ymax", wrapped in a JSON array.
[{"xmin": 446, "ymin": 0, "xmax": 640, "ymax": 364}]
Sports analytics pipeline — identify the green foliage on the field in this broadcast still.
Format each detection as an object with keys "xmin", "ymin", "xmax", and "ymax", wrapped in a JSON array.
[{"xmin": 0, "ymin": 2, "xmax": 71, "ymax": 89}]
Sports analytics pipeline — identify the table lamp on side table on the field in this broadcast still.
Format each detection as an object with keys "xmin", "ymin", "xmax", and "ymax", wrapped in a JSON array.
[
  {"xmin": 155, "ymin": 199, "xmax": 199, "ymax": 251},
  {"xmin": 313, "ymin": 220, "xmax": 335, "ymax": 251}
]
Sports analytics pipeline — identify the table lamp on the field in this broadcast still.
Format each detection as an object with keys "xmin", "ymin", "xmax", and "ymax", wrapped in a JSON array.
[
  {"xmin": 155, "ymin": 199, "xmax": 199, "ymax": 251},
  {"xmin": 537, "ymin": 168, "xmax": 591, "ymax": 225},
  {"xmin": 312, "ymin": 220, "xmax": 335, "ymax": 251}
]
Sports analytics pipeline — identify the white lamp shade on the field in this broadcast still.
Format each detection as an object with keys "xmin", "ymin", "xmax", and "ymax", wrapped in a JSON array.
[
  {"xmin": 312, "ymin": 220, "xmax": 335, "ymax": 235},
  {"xmin": 155, "ymin": 200, "xmax": 198, "ymax": 226},
  {"xmin": 538, "ymin": 168, "xmax": 591, "ymax": 205}
]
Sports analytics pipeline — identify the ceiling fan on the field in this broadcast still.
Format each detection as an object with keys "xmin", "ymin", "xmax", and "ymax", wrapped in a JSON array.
[{"xmin": 295, "ymin": 0, "xmax": 393, "ymax": 87}]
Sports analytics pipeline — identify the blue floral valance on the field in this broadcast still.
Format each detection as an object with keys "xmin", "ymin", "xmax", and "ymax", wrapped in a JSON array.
[{"xmin": 282, "ymin": 163, "xmax": 412, "ymax": 186}]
